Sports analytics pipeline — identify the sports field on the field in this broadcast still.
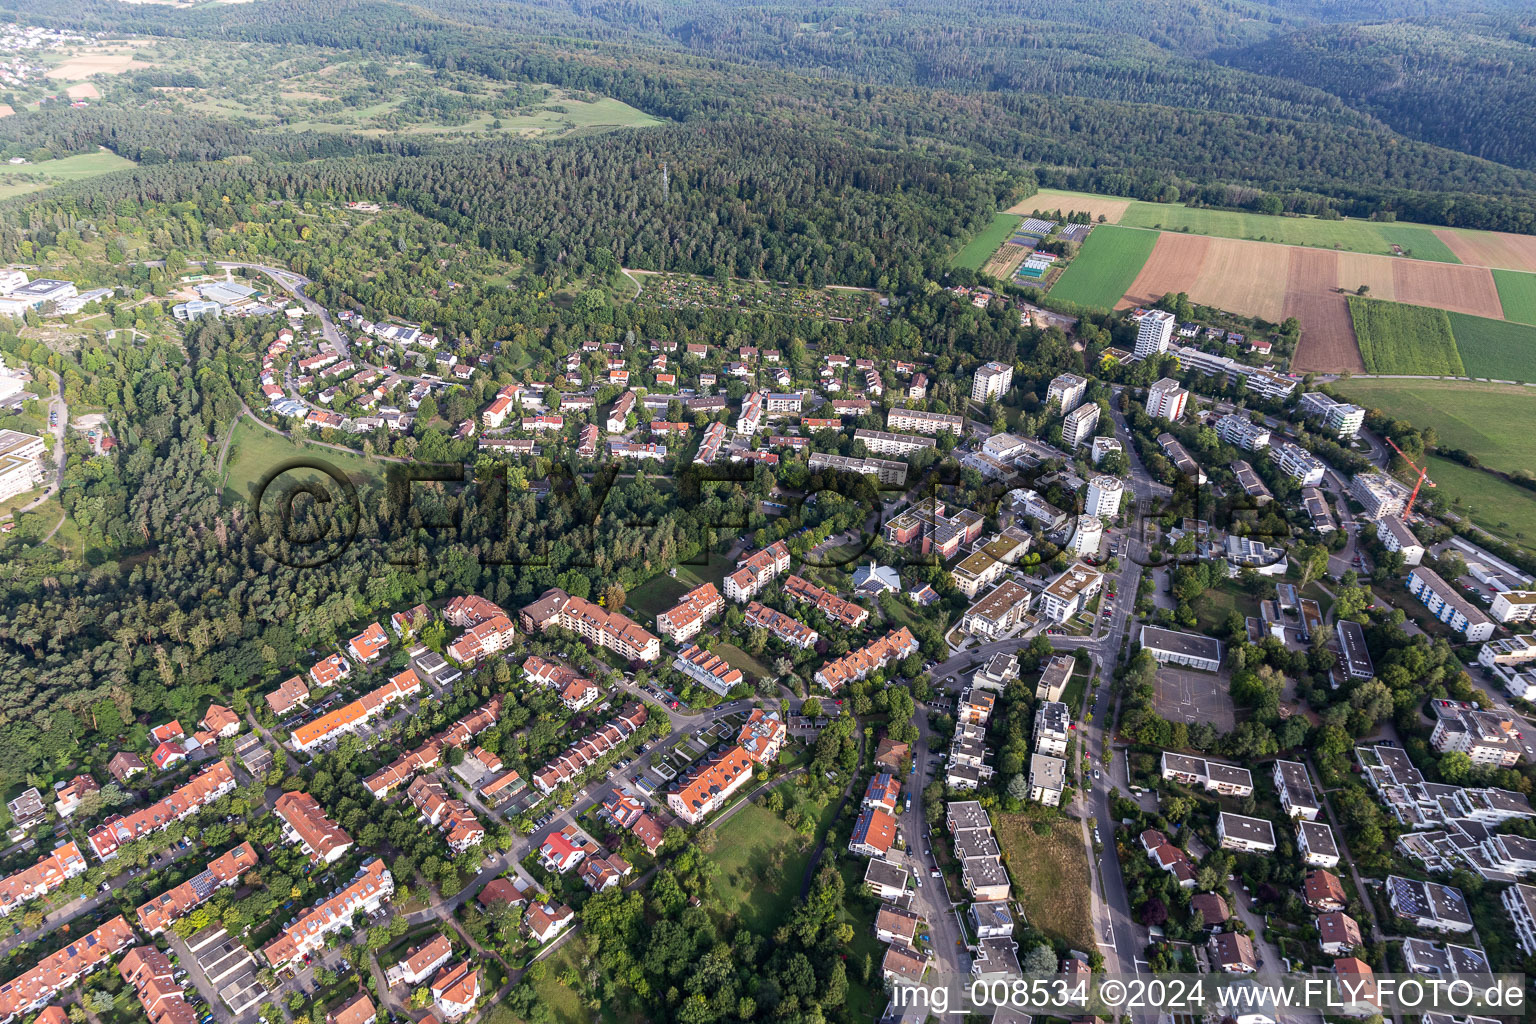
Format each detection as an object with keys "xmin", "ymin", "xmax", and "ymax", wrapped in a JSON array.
[
  {"xmin": 952, "ymin": 212, "xmax": 1024, "ymax": 270},
  {"xmin": 1334, "ymin": 379, "xmax": 1536, "ymax": 477},
  {"xmin": 1047, "ymin": 225, "xmax": 1158, "ymax": 309},
  {"xmin": 1347, "ymin": 297, "xmax": 1464, "ymax": 376},
  {"xmin": 1493, "ymin": 270, "xmax": 1536, "ymax": 326},
  {"xmin": 1118, "ymin": 204, "xmax": 1461, "ymax": 262},
  {"xmin": 1446, "ymin": 313, "xmax": 1536, "ymax": 383}
]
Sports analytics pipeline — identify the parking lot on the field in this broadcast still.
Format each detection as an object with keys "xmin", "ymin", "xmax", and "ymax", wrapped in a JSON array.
[{"xmin": 1151, "ymin": 664, "xmax": 1235, "ymax": 730}]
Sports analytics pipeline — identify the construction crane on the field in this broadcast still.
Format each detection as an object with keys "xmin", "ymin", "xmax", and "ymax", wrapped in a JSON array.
[{"xmin": 1386, "ymin": 437, "xmax": 1435, "ymax": 519}]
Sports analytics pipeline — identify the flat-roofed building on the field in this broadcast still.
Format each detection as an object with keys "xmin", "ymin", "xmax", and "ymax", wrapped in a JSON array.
[
  {"xmin": 1218, "ymin": 812, "xmax": 1277, "ymax": 853},
  {"xmin": 852, "ymin": 428, "xmax": 935, "ymax": 457},
  {"xmin": 807, "ymin": 452, "xmax": 907, "ymax": 485},
  {"xmin": 1139, "ymin": 625, "xmax": 1222, "ymax": 671},
  {"xmin": 1134, "ymin": 308, "xmax": 1175, "ymax": 357},
  {"xmin": 1270, "ymin": 440, "xmax": 1326, "ymax": 486},
  {"xmin": 1039, "ymin": 563, "xmax": 1103, "ymax": 623},
  {"xmin": 1387, "ymin": 875, "xmax": 1473, "ymax": 934},
  {"xmin": 1028, "ymin": 753, "xmax": 1066, "ymax": 806},
  {"xmin": 1061, "ymin": 402, "xmax": 1100, "ymax": 448},
  {"xmin": 961, "ymin": 580, "xmax": 1033, "ymax": 640},
  {"xmin": 1032, "ymin": 701, "xmax": 1071, "ymax": 757},
  {"xmin": 1160, "ymin": 752, "xmax": 1254, "ymax": 795},
  {"xmin": 863, "ymin": 858, "xmax": 909, "ymax": 901},
  {"xmin": 1351, "ymin": 471, "xmax": 1412, "ymax": 521},
  {"xmin": 1491, "ymin": 590, "xmax": 1536, "ymax": 624},
  {"xmin": 0, "ymin": 429, "xmax": 47, "ymax": 502},
  {"xmin": 1274, "ymin": 760, "xmax": 1321, "ymax": 820},
  {"xmin": 886, "ymin": 406, "xmax": 963, "ymax": 436},
  {"xmin": 1300, "ymin": 392, "xmax": 1365, "ymax": 438},
  {"xmin": 1336, "ymin": 620, "xmax": 1374, "ymax": 680},
  {"xmin": 1298, "ymin": 820, "xmax": 1340, "ymax": 868},
  {"xmin": 1085, "ymin": 475, "xmax": 1124, "ymax": 519},
  {"xmin": 1215, "ymin": 413, "xmax": 1270, "ymax": 451},
  {"xmin": 972, "ymin": 361, "xmax": 1013, "ymax": 403},
  {"xmin": 1429, "ymin": 699, "xmax": 1523, "ymax": 766},
  {"xmin": 1047, "ymin": 373, "xmax": 1087, "ymax": 415},
  {"xmin": 1502, "ymin": 882, "xmax": 1536, "ymax": 955},
  {"xmin": 1036, "ymin": 655, "xmax": 1074, "ymax": 701},
  {"xmin": 1146, "ymin": 378, "xmax": 1188, "ymax": 421}
]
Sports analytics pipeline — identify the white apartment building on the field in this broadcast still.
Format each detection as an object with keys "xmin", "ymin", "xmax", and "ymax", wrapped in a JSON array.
[
  {"xmin": 1408, "ymin": 567, "xmax": 1496, "ymax": 642},
  {"xmin": 1134, "ymin": 309, "xmax": 1176, "ymax": 358},
  {"xmin": 1270, "ymin": 440, "xmax": 1327, "ymax": 486},
  {"xmin": 1091, "ymin": 435, "xmax": 1122, "ymax": 465},
  {"xmin": 887, "ymin": 407, "xmax": 964, "ymax": 436},
  {"xmin": 1300, "ymin": 392, "xmax": 1365, "ymax": 438},
  {"xmin": 972, "ymin": 361, "xmax": 1013, "ymax": 403},
  {"xmin": 0, "ymin": 429, "xmax": 47, "ymax": 502},
  {"xmin": 1047, "ymin": 373, "xmax": 1087, "ymax": 415},
  {"xmin": 1377, "ymin": 517, "xmax": 1424, "ymax": 566},
  {"xmin": 1032, "ymin": 701, "xmax": 1071, "ymax": 757},
  {"xmin": 1039, "ymin": 563, "xmax": 1103, "ymax": 623},
  {"xmin": 1215, "ymin": 413, "xmax": 1270, "ymax": 451},
  {"xmin": 1062, "ymin": 402, "xmax": 1100, "ymax": 449},
  {"xmin": 1351, "ymin": 471, "xmax": 1412, "ymax": 521},
  {"xmin": 1502, "ymin": 883, "xmax": 1536, "ymax": 956},
  {"xmin": 1218, "ymin": 812, "xmax": 1277, "ymax": 853},
  {"xmin": 1491, "ymin": 591, "xmax": 1536, "ymax": 624},
  {"xmin": 1085, "ymin": 475, "xmax": 1124, "ymax": 519},
  {"xmin": 1145, "ymin": 378, "xmax": 1188, "ymax": 421},
  {"xmin": 1068, "ymin": 515, "xmax": 1103, "ymax": 557},
  {"xmin": 1429, "ymin": 700, "xmax": 1523, "ymax": 766},
  {"xmin": 852, "ymin": 429, "xmax": 935, "ymax": 457}
]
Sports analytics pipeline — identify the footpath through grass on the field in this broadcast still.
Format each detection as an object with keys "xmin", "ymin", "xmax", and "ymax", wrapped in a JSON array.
[
  {"xmin": 952, "ymin": 212, "xmax": 1024, "ymax": 270},
  {"xmin": 1347, "ymin": 296, "xmax": 1464, "ymax": 376},
  {"xmin": 1119, "ymin": 203, "xmax": 1461, "ymax": 262},
  {"xmin": 1047, "ymin": 225, "xmax": 1158, "ymax": 310},
  {"xmin": 1336, "ymin": 379, "xmax": 1536, "ymax": 477},
  {"xmin": 1447, "ymin": 312, "xmax": 1536, "ymax": 383}
]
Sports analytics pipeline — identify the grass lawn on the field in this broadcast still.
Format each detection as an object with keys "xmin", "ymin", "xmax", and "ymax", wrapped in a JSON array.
[
  {"xmin": 714, "ymin": 642, "xmax": 775, "ymax": 681},
  {"xmin": 220, "ymin": 415, "xmax": 387, "ymax": 504},
  {"xmin": 1347, "ymin": 297, "xmax": 1464, "ymax": 376},
  {"xmin": 1493, "ymin": 269, "xmax": 1536, "ymax": 326},
  {"xmin": 952, "ymin": 212, "xmax": 1024, "ymax": 270},
  {"xmin": 524, "ymin": 941, "xmax": 591, "ymax": 1024},
  {"xmin": 1118, "ymin": 204, "xmax": 1461, "ymax": 262},
  {"xmin": 994, "ymin": 812, "xmax": 1094, "ymax": 951},
  {"xmin": 0, "ymin": 149, "xmax": 136, "ymax": 200},
  {"xmin": 1420, "ymin": 458, "xmax": 1536, "ymax": 550},
  {"xmin": 1047, "ymin": 225, "xmax": 1159, "ymax": 310},
  {"xmin": 1195, "ymin": 584, "xmax": 1260, "ymax": 635},
  {"xmin": 1334, "ymin": 379, "xmax": 1536, "ymax": 477},
  {"xmin": 625, "ymin": 572, "xmax": 688, "ymax": 622},
  {"xmin": 712, "ymin": 801, "xmax": 818, "ymax": 933},
  {"xmin": 1447, "ymin": 312, "xmax": 1536, "ymax": 383}
]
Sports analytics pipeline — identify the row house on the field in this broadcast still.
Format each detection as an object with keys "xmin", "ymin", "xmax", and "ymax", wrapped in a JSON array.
[
  {"xmin": 262, "ymin": 860, "xmax": 394, "ymax": 968},
  {"xmin": 724, "ymin": 540, "xmax": 791, "ymax": 602},
  {"xmin": 743, "ymin": 601, "xmax": 819, "ymax": 649},
  {"xmin": 289, "ymin": 670, "xmax": 421, "ymax": 753},
  {"xmin": 813, "ymin": 628, "xmax": 919, "ymax": 692},
  {"xmin": 668, "ymin": 745, "xmax": 756, "ymax": 825},
  {"xmin": 531, "ymin": 704, "xmax": 648, "ymax": 795},
  {"xmin": 654, "ymin": 580, "xmax": 724, "ymax": 644},
  {"xmin": 88, "ymin": 760, "xmax": 237, "ymax": 860},
  {"xmin": 363, "ymin": 696, "xmax": 503, "ymax": 798},
  {"xmin": 119, "ymin": 945, "xmax": 196, "ymax": 1024},
  {"xmin": 0, "ymin": 917, "xmax": 135, "ymax": 1023},
  {"xmin": 672, "ymin": 644, "xmax": 744, "ymax": 696},
  {"xmin": 782, "ymin": 574, "xmax": 869, "ymax": 628},
  {"xmin": 136, "ymin": 842, "xmax": 257, "ymax": 935},
  {"xmin": 694, "ymin": 421, "xmax": 728, "ymax": 464},
  {"xmin": 0, "ymin": 842, "xmax": 86, "ymax": 918},
  {"xmin": 385, "ymin": 934, "xmax": 452, "ymax": 988},
  {"xmin": 406, "ymin": 777, "xmax": 484, "ymax": 853}
]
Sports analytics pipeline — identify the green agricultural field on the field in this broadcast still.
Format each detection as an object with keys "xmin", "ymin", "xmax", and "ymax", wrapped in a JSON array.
[
  {"xmin": 1119, "ymin": 203, "xmax": 1461, "ymax": 262},
  {"xmin": 951, "ymin": 211, "xmax": 1023, "ymax": 270},
  {"xmin": 0, "ymin": 149, "xmax": 137, "ymax": 200},
  {"xmin": 1493, "ymin": 269, "xmax": 1536, "ymax": 326},
  {"xmin": 1420, "ymin": 458, "xmax": 1536, "ymax": 549},
  {"xmin": 1046, "ymin": 225, "xmax": 1159, "ymax": 309},
  {"xmin": 1335, "ymin": 379, "xmax": 1536, "ymax": 477},
  {"xmin": 1347, "ymin": 296, "xmax": 1465, "ymax": 375},
  {"xmin": 1447, "ymin": 313, "xmax": 1536, "ymax": 383}
]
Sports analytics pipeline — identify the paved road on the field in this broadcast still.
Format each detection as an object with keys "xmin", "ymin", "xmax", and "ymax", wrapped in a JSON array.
[{"xmin": 10, "ymin": 369, "xmax": 68, "ymax": 527}]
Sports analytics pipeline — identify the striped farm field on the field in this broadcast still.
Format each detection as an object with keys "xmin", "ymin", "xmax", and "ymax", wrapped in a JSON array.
[
  {"xmin": 1446, "ymin": 313, "xmax": 1536, "ymax": 383},
  {"xmin": 1117, "ymin": 204, "xmax": 1462, "ymax": 262},
  {"xmin": 1009, "ymin": 189, "xmax": 1132, "ymax": 223},
  {"xmin": 1047, "ymin": 225, "xmax": 1158, "ymax": 309},
  {"xmin": 1346, "ymin": 296, "xmax": 1464, "ymax": 376},
  {"xmin": 1493, "ymin": 269, "xmax": 1536, "ymax": 326},
  {"xmin": 952, "ymin": 212, "xmax": 1023, "ymax": 270}
]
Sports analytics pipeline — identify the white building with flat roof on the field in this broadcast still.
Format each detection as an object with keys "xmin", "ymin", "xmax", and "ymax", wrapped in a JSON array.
[
  {"xmin": 1039, "ymin": 563, "xmax": 1103, "ymax": 623},
  {"xmin": 0, "ymin": 429, "xmax": 47, "ymax": 502},
  {"xmin": 1068, "ymin": 515, "xmax": 1103, "ymax": 557},
  {"xmin": 1139, "ymin": 626, "xmax": 1222, "ymax": 672},
  {"xmin": 1062, "ymin": 402, "xmax": 1100, "ymax": 449},
  {"xmin": 1491, "ymin": 590, "xmax": 1536, "ymax": 624},
  {"xmin": 1085, "ymin": 476, "xmax": 1124, "ymax": 519},
  {"xmin": 1270, "ymin": 440, "xmax": 1326, "ymax": 486},
  {"xmin": 1047, "ymin": 373, "xmax": 1087, "ymax": 415},
  {"xmin": 1134, "ymin": 309, "xmax": 1175, "ymax": 358},
  {"xmin": 972, "ymin": 361, "xmax": 1013, "ymax": 403},
  {"xmin": 1300, "ymin": 392, "xmax": 1365, "ymax": 438},
  {"xmin": 1215, "ymin": 413, "xmax": 1270, "ymax": 452},
  {"xmin": 1145, "ymin": 378, "xmax": 1188, "ymax": 421}
]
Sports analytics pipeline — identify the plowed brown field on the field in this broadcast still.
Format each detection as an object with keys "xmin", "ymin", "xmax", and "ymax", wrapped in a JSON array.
[
  {"xmin": 1119, "ymin": 233, "xmax": 1208, "ymax": 310},
  {"xmin": 1187, "ymin": 238, "xmax": 1288, "ymax": 322},
  {"xmin": 1285, "ymin": 249, "xmax": 1362, "ymax": 373},
  {"xmin": 1011, "ymin": 190, "xmax": 1131, "ymax": 223},
  {"xmin": 1336, "ymin": 252, "xmax": 1397, "ymax": 301},
  {"xmin": 1434, "ymin": 229, "xmax": 1536, "ymax": 274},
  {"xmin": 1391, "ymin": 262, "xmax": 1503, "ymax": 318}
]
